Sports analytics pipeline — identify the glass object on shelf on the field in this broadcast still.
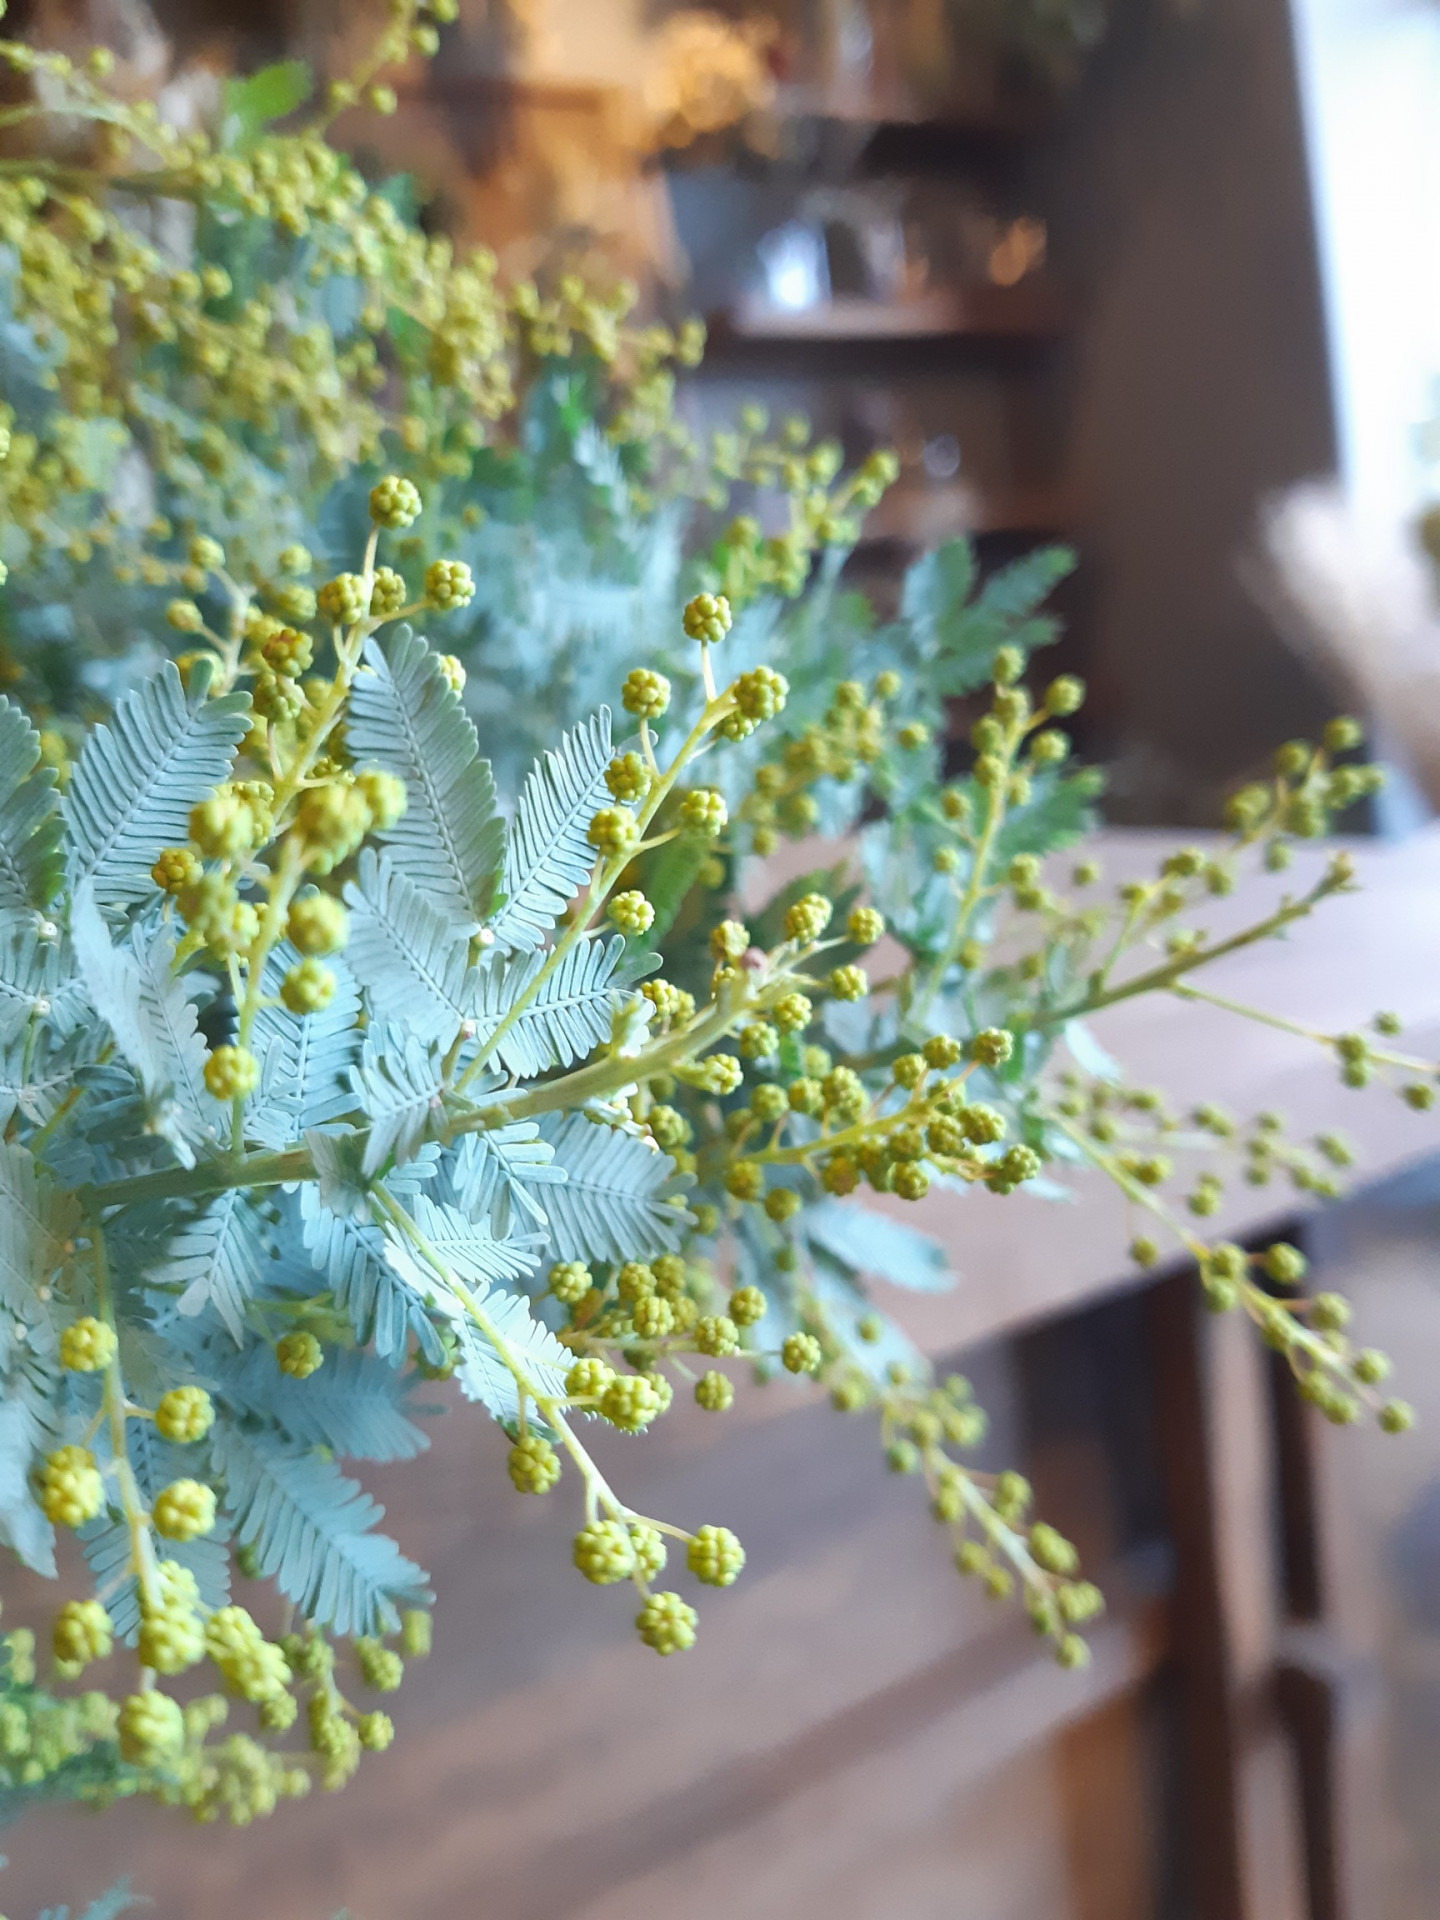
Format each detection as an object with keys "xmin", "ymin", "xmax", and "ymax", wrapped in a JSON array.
[
  {"xmin": 817, "ymin": 0, "xmax": 874, "ymax": 112},
  {"xmin": 808, "ymin": 184, "xmax": 911, "ymax": 300},
  {"xmin": 756, "ymin": 218, "xmax": 831, "ymax": 311},
  {"xmin": 922, "ymin": 433, "xmax": 962, "ymax": 481},
  {"xmin": 989, "ymin": 215, "xmax": 1047, "ymax": 287}
]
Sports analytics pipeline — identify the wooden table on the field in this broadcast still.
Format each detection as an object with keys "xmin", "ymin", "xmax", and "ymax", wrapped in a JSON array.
[{"xmin": 6, "ymin": 828, "xmax": 1440, "ymax": 1920}]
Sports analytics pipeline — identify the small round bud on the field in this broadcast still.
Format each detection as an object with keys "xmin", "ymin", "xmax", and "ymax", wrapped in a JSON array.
[
  {"xmin": 636, "ymin": 1591, "xmax": 697, "ymax": 1655},
  {"xmin": 153, "ymin": 1479, "xmax": 216, "ymax": 1542},
  {"xmin": 1263, "ymin": 1242, "xmax": 1307, "ymax": 1285},
  {"xmin": 166, "ymin": 599, "xmax": 205, "ymax": 634},
  {"xmin": 204, "ymin": 1045, "xmax": 260, "ymax": 1101},
  {"xmin": 281, "ymin": 959, "xmax": 336, "ymax": 1014},
  {"xmin": 782, "ymin": 1332, "xmax": 823, "ymax": 1375},
  {"xmin": 827, "ymin": 964, "xmax": 868, "ymax": 1001},
  {"xmin": 276, "ymin": 1330, "xmax": 324, "ymax": 1379},
  {"xmin": 508, "ymin": 1433, "xmax": 561, "ymax": 1494},
  {"xmin": 683, "ymin": 593, "xmax": 733, "ymax": 644},
  {"xmin": 59, "ymin": 1316, "xmax": 117, "ymax": 1373},
  {"xmin": 687, "ymin": 1524, "xmax": 745, "ymax": 1587},
  {"xmin": 548, "ymin": 1261, "xmax": 592, "ymax": 1305},
  {"xmin": 287, "ymin": 892, "xmax": 348, "ymax": 955},
  {"xmin": 424, "ymin": 559, "xmax": 475, "ymax": 610},
  {"xmin": 155, "ymin": 1386, "xmax": 214, "ymax": 1444},
  {"xmin": 1045, "ymin": 676, "xmax": 1085, "ymax": 716},
  {"xmin": 609, "ymin": 890, "xmax": 654, "ymax": 935},
  {"xmin": 587, "ymin": 807, "xmax": 639, "ymax": 858},
  {"xmin": 695, "ymin": 1370, "xmax": 734, "ymax": 1412},
  {"xmin": 53, "ymin": 1598, "xmax": 114, "ymax": 1669},
  {"xmin": 600, "ymin": 1374, "xmax": 662, "ymax": 1431},
  {"xmin": 369, "ymin": 475, "xmax": 422, "ymax": 530},
  {"xmin": 621, "ymin": 668, "xmax": 670, "ymax": 718},
  {"xmin": 573, "ymin": 1520, "xmax": 634, "ymax": 1585},
  {"xmin": 969, "ymin": 1027, "xmax": 1014, "ymax": 1068},
  {"xmin": 679, "ymin": 788, "xmax": 728, "ymax": 837}
]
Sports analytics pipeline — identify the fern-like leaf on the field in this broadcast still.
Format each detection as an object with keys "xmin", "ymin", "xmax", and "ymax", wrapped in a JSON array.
[
  {"xmin": 0, "ymin": 920, "xmax": 67, "ymax": 1043},
  {"xmin": 443, "ymin": 1124, "xmax": 564, "ymax": 1235},
  {"xmin": 488, "ymin": 710, "xmax": 612, "ymax": 950},
  {"xmin": 344, "ymin": 848, "xmax": 471, "ymax": 1046},
  {"xmin": 402, "ymin": 1191, "xmax": 541, "ymax": 1288},
  {"xmin": 536, "ymin": 1113, "xmax": 691, "ymax": 1262},
  {"xmin": 345, "ymin": 628, "xmax": 502, "ymax": 933},
  {"xmin": 468, "ymin": 934, "xmax": 624, "ymax": 1079},
  {"xmin": 381, "ymin": 1205, "xmax": 563, "ymax": 1424},
  {"xmin": 0, "ymin": 1026, "xmax": 84, "ymax": 1134},
  {"xmin": 247, "ymin": 944, "xmax": 361, "ymax": 1151},
  {"xmin": 36, "ymin": 1878, "xmax": 141, "ymax": 1920},
  {"xmin": 72, "ymin": 888, "xmax": 218, "ymax": 1166},
  {"xmin": 62, "ymin": 660, "xmax": 249, "ymax": 904},
  {"xmin": 0, "ymin": 1353, "xmax": 59, "ymax": 1575},
  {"xmin": 212, "ymin": 1421, "xmax": 431, "ymax": 1636},
  {"xmin": 350, "ymin": 1025, "xmax": 445, "ymax": 1175},
  {"xmin": 0, "ymin": 1141, "xmax": 70, "ymax": 1343},
  {"xmin": 300, "ymin": 1185, "xmax": 445, "ymax": 1367},
  {"xmin": 210, "ymin": 1345, "xmax": 430, "ymax": 1462},
  {"xmin": 147, "ymin": 1189, "xmax": 266, "ymax": 1343},
  {"xmin": 0, "ymin": 696, "xmax": 61, "ymax": 919}
]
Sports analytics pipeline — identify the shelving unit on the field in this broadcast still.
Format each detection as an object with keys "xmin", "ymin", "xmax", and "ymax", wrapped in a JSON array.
[{"xmin": 670, "ymin": 85, "xmax": 1086, "ymax": 623}]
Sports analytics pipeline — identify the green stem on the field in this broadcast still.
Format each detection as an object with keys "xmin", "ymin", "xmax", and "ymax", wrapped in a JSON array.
[
  {"xmin": 1030, "ymin": 874, "xmax": 1339, "ymax": 1035},
  {"xmin": 90, "ymin": 1211, "xmax": 161, "ymax": 1626}
]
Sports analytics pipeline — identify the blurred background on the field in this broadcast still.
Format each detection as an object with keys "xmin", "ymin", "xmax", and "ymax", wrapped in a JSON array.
[{"xmin": 6, "ymin": 0, "xmax": 1440, "ymax": 1915}]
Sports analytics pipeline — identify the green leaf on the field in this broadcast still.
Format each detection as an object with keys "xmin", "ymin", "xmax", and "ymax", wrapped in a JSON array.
[
  {"xmin": 802, "ymin": 1199, "xmax": 952, "ymax": 1292},
  {"xmin": 993, "ymin": 767, "xmax": 1103, "ymax": 864},
  {"xmin": 0, "ymin": 1141, "xmax": 69, "ymax": 1348},
  {"xmin": 0, "ymin": 918, "xmax": 65, "ymax": 1042},
  {"xmin": 36, "ymin": 1878, "xmax": 142, "ymax": 1920},
  {"xmin": 212, "ymin": 1421, "xmax": 431, "ymax": 1636},
  {"xmin": 900, "ymin": 538, "xmax": 975, "ymax": 643},
  {"xmin": 537, "ymin": 1114, "xmax": 691, "ymax": 1263},
  {"xmin": 444, "ymin": 1125, "xmax": 564, "ymax": 1236},
  {"xmin": 468, "ymin": 935, "xmax": 624, "ymax": 1079},
  {"xmin": 346, "ymin": 629, "xmax": 503, "ymax": 934},
  {"xmin": 221, "ymin": 59, "xmax": 312, "ymax": 150},
  {"xmin": 300, "ymin": 1184, "xmax": 445, "ymax": 1367},
  {"xmin": 344, "ymin": 849, "xmax": 472, "ymax": 1047},
  {"xmin": 349, "ymin": 1025, "xmax": 445, "ymax": 1176},
  {"xmin": 209, "ymin": 1345, "xmax": 430, "ymax": 1462},
  {"xmin": 382, "ymin": 1203, "xmax": 564, "ymax": 1425},
  {"xmin": 248, "ymin": 946, "xmax": 362, "ymax": 1152},
  {"xmin": 0, "ymin": 696, "xmax": 61, "ymax": 918},
  {"xmin": 72, "ymin": 887, "xmax": 219, "ymax": 1166},
  {"xmin": 401, "ymin": 1192, "xmax": 542, "ymax": 1290},
  {"xmin": 0, "ymin": 1354, "xmax": 58, "ymax": 1575},
  {"xmin": 62, "ymin": 660, "xmax": 249, "ymax": 906},
  {"xmin": 0, "ymin": 1025, "xmax": 84, "ymax": 1134},
  {"xmin": 902, "ymin": 540, "xmax": 1074, "ymax": 696},
  {"xmin": 148, "ymin": 1190, "xmax": 266, "ymax": 1344},
  {"xmin": 488, "ymin": 711, "xmax": 612, "ymax": 951}
]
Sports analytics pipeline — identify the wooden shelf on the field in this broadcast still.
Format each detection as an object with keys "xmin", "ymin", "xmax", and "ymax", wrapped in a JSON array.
[
  {"xmin": 771, "ymin": 83, "xmax": 1053, "ymax": 143},
  {"xmin": 714, "ymin": 281, "xmax": 1069, "ymax": 347},
  {"xmin": 858, "ymin": 479, "xmax": 1077, "ymax": 547}
]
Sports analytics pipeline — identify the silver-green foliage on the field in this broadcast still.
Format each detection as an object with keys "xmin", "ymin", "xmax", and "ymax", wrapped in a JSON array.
[{"xmin": 0, "ymin": 629, "xmax": 695, "ymax": 1646}]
